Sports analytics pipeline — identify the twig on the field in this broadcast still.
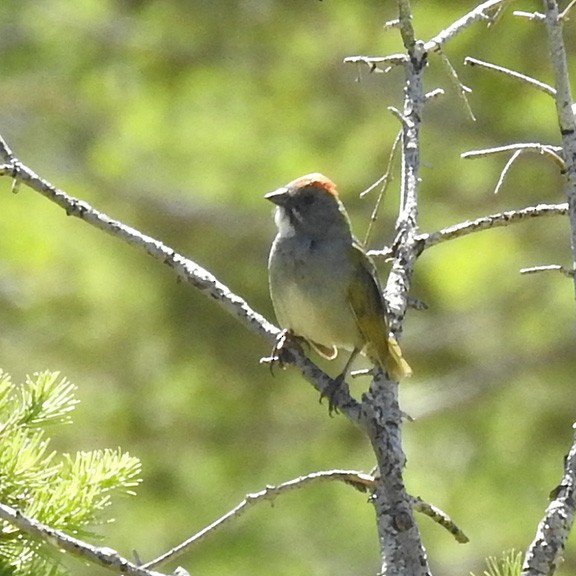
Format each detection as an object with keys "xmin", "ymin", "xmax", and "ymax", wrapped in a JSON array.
[
  {"xmin": 363, "ymin": 130, "xmax": 402, "ymax": 246},
  {"xmin": 387, "ymin": 106, "xmax": 409, "ymax": 129},
  {"xmin": 493, "ymin": 148, "xmax": 523, "ymax": 194},
  {"xmin": 411, "ymin": 496, "xmax": 469, "ymax": 544},
  {"xmin": 383, "ymin": 18, "xmax": 401, "ymax": 31},
  {"xmin": 142, "ymin": 470, "xmax": 467, "ymax": 571},
  {"xmin": 461, "ymin": 143, "xmax": 565, "ymax": 168},
  {"xmin": 513, "ymin": 10, "xmax": 545, "ymax": 21},
  {"xmin": 520, "ymin": 264, "xmax": 575, "ymax": 277},
  {"xmin": 522, "ymin": 424, "xmax": 576, "ymax": 575},
  {"xmin": 438, "ymin": 50, "xmax": 475, "ymax": 121},
  {"xmin": 424, "ymin": 0, "xmax": 513, "ymax": 53},
  {"xmin": 416, "ymin": 203, "xmax": 568, "ymax": 250},
  {"xmin": 367, "ymin": 200, "xmax": 568, "ymax": 262},
  {"xmin": 464, "ymin": 57, "xmax": 556, "ymax": 97},
  {"xmin": 346, "ymin": 1, "xmax": 512, "ymax": 78},
  {"xmin": 368, "ymin": 203, "xmax": 568, "ymax": 260},
  {"xmin": 560, "ymin": 0, "xmax": 576, "ymax": 20},
  {"xmin": 424, "ymin": 88, "xmax": 445, "ymax": 101},
  {"xmin": 142, "ymin": 470, "xmax": 377, "ymax": 569},
  {"xmin": 343, "ymin": 54, "xmax": 407, "ymax": 74},
  {"xmin": 0, "ymin": 503, "xmax": 167, "ymax": 576}
]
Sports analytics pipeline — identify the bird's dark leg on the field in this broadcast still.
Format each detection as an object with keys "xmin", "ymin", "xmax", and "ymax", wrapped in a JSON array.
[{"xmin": 321, "ymin": 348, "xmax": 360, "ymax": 415}]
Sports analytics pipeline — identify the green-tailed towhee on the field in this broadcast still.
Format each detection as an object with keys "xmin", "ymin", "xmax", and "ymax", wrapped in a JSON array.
[{"xmin": 265, "ymin": 173, "xmax": 411, "ymax": 386}]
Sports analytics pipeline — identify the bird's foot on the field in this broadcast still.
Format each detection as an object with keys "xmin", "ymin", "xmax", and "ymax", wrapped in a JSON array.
[
  {"xmin": 319, "ymin": 374, "xmax": 346, "ymax": 417},
  {"xmin": 319, "ymin": 349, "xmax": 359, "ymax": 416},
  {"xmin": 260, "ymin": 329, "xmax": 305, "ymax": 375}
]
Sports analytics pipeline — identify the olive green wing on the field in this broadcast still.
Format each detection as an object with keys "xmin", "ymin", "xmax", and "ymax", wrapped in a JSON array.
[{"xmin": 347, "ymin": 243, "xmax": 412, "ymax": 380}]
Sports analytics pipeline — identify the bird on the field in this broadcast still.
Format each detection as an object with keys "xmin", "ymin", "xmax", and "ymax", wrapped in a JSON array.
[{"xmin": 265, "ymin": 173, "xmax": 411, "ymax": 406}]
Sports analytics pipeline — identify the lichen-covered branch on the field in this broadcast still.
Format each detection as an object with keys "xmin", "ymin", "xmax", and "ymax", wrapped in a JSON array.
[
  {"xmin": 519, "ymin": 2, "xmax": 576, "ymax": 573},
  {"xmin": 418, "ymin": 203, "xmax": 568, "ymax": 250},
  {"xmin": 357, "ymin": 1, "xmax": 431, "ymax": 574},
  {"xmin": 0, "ymin": 503, "xmax": 167, "ymax": 576},
  {"xmin": 424, "ymin": 0, "xmax": 513, "ymax": 53},
  {"xmin": 542, "ymin": 0, "xmax": 576, "ymax": 292},
  {"xmin": 522, "ymin": 426, "xmax": 576, "ymax": 575}
]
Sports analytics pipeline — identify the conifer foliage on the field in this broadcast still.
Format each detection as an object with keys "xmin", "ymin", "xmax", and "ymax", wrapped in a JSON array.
[{"xmin": 0, "ymin": 370, "xmax": 141, "ymax": 576}]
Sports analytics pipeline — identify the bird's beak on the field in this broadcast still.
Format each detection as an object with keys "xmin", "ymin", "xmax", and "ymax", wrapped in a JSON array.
[{"xmin": 264, "ymin": 187, "xmax": 290, "ymax": 206}]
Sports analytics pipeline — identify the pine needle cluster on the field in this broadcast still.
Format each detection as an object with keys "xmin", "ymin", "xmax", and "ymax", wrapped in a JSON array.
[{"xmin": 0, "ymin": 369, "xmax": 141, "ymax": 576}]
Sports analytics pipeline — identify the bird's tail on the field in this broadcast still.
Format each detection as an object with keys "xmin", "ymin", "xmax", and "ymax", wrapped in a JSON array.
[{"xmin": 385, "ymin": 336, "xmax": 412, "ymax": 380}]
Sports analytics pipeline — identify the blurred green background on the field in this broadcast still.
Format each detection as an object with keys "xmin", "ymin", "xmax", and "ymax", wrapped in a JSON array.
[{"xmin": 0, "ymin": 1, "xmax": 575, "ymax": 574}]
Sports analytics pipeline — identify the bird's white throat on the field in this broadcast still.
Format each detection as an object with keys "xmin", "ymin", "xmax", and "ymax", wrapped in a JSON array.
[{"xmin": 274, "ymin": 207, "xmax": 296, "ymax": 237}]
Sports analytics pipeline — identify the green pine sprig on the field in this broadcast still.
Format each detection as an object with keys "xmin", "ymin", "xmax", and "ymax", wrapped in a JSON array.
[
  {"xmin": 471, "ymin": 550, "xmax": 523, "ymax": 576},
  {"xmin": 0, "ymin": 369, "xmax": 141, "ymax": 576}
]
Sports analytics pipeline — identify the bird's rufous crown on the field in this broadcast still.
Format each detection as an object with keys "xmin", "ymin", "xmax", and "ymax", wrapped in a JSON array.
[{"xmin": 288, "ymin": 173, "xmax": 339, "ymax": 198}]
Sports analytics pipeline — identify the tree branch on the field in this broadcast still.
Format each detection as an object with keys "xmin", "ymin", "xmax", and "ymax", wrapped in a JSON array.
[
  {"xmin": 143, "ymin": 469, "xmax": 467, "ymax": 570},
  {"xmin": 464, "ymin": 56, "xmax": 556, "ymax": 97},
  {"xmin": 0, "ymin": 502, "xmax": 168, "ymax": 576},
  {"xmin": 424, "ymin": 0, "xmax": 513, "ymax": 53},
  {"xmin": 0, "ymin": 138, "xmax": 275, "ymax": 344},
  {"xmin": 522, "ymin": 425, "xmax": 576, "ymax": 575},
  {"xmin": 542, "ymin": 0, "xmax": 576, "ymax": 297},
  {"xmin": 143, "ymin": 470, "xmax": 377, "ymax": 570},
  {"xmin": 354, "ymin": 2, "xmax": 432, "ymax": 575},
  {"xmin": 519, "ymin": 2, "xmax": 576, "ymax": 572},
  {"xmin": 367, "ymin": 202, "xmax": 568, "ymax": 267},
  {"xmin": 461, "ymin": 143, "xmax": 564, "ymax": 168},
  {"xmin": 417, "ymin": 203, "xmax": 568, "ymax": 250},
  {"xmin": 520, "ymin": 264, "xmax": 575, "ymax": 277}
]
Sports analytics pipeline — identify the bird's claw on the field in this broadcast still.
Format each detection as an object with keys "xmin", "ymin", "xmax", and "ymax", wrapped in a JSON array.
[
  {"xmin": 319, "ymin": 374, "xmax": 346, "ymax": 416},
  {"xmin": 260, "ymin": 329, "xmax": 304, "ymax": 375}
]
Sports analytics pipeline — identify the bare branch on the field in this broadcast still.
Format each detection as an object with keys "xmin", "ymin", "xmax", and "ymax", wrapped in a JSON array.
[
  {"xmin": 464, "ymin": 56, "xmax": 556, "ymax": 97},
  {"xmin": 513, "ymin": 10, "xmax": 545, "ymax": 21},
  {"xmin": 349, "ymin": 4, "xmax": 433, "ymax": 576},
  {"xmin": 0, "ymin": 503, "xmax": 167, "ymax": 576},
  {"xmin": 424, "ymin": 88, "xmax": 445, "ymax": 101},
  {"xmin": 520, "ymin": 264, "xmax": 575, "ymax": 277},
  {"xmin": 517, "ymin": 12, "xmax": 576, "ymax": 569},
  {"xmin": 367, "ymin": 203, "xmax": 568, "ymax": 261},
  {"xmin": 142, "ymin": 470, "xmax": 377, "ymax": 570},
  {"xmin": 343, "ymin": 54, "xmax": 407, "ymax": 74},
  {"xmin": 424, "ymin": 0, "xmax": 513, "ymax": 53},
  {"xmin": 493, "ymin": 148, "xmax": 523, "ymax": 194},
  {"xmin": 383, "ymin": 18, "xmax": 401, "ymax": 31},
  {"xmin": 438, "ymin": 50, "xmax": 475, "ymax": 121},
  {"xmin": 397, "ymin": 0, "xmax": 416, "ymax": 50},
  {"xmin": 0, "ymin": 139, "xmax": 276, "ymax": 345},
  {"xmin": 542, "ymin": 0, "xmax": 576, "ymax": 297},
  {"xmin": 417, "ymin": 203, "xmax": 568, "ymax": 250},
  {"xmin": 461, "ymin": 142, "xmax": 565, "ymax": 168},
  {"xmin": 560, "ymin": 0, "xmax": 576, "ymax": 20},
  {"xmin": 522, "ymin": 425, "xmax": 576, "ymax": 575},
  {"xmin": 411, "ymin": 497, "xmax": 469, "ymax": 544},
  {"xmin": 363, "ymin": 130, "xmax": 402, "ymax": 246},
  {"xmin": 362, "ymin": 372, "xmax": 430, "ymax": 576}
]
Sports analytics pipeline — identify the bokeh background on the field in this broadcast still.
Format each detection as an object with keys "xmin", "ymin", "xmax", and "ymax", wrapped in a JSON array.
[{"xmin": 0, "ymin": 1, "xmax": 575, "ymax": 574}]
